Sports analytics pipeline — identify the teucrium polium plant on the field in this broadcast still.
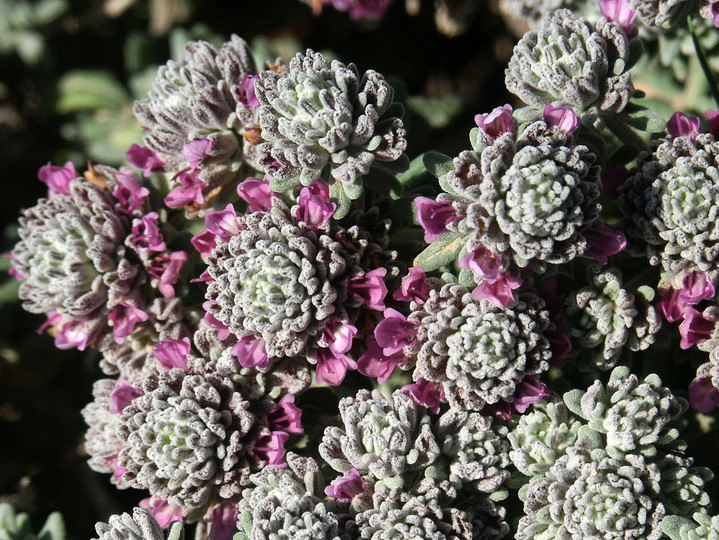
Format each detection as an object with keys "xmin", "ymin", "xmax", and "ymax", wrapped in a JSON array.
[{"xmin": 11, "ymin": 0, "xmax": 719, "ymax": 536}]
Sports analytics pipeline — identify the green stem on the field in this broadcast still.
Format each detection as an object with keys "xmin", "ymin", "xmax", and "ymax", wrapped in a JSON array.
[{"xmin": 688, "ymin": 15, "xmax": 719, "ymax": 109}]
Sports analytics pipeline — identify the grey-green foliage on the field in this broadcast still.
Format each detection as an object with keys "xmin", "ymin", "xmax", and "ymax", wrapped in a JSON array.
[
  {"xmin": 319, "ymin": 389, "xmax": 440, "ymax": 485},
  {"xmin": 505, "ymin": 9, "xmax": 634, "ymax": 114},
  {"xmin": 255, "ymin": 49, "xmax": 407, "ymax": 214},
  {"xmin": 0, "ymin": 0, "xmax": 67, "ymax": 64},
  {"xmin": 663, "ymin": 513, "xmax": 719, "ymax": 540},
  {"xmin": 631, "ymin": 0, "xmax": 696, "ymax": 28},
  {"xmin": 564, "ymin": 266, "xmax": 661, "ymax": 371},
  {"xmin": 93, "ymin": 507, "xmax": 183, "ymax": 540},
  {"xmin": 0, "ymin": 504, "xmax": 64, "ymax": 540},
  {"xmin": 619, "ymin": 132, "xmax": 719, "ymax": 282},
  {"xmin": 407, "ymin": 282, "xmax": 552, "ymax": 411}
]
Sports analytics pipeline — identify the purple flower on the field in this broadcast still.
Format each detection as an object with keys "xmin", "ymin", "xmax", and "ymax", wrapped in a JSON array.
[
  {"xmin": 148, "ymin": 251, "xmax": 188, "ymax": 298},
  {"xmin": 679, "ymin": 307, "xmax": 715, "ymax": 349},
  {"xmin": 206, "ymin": 502, "xmax": 239, "ymax": 540},
  {"xmin": 543, "ymin": 104, "xmax": 580, "ymax": 135},
  {"xmin": 232, "ymin": 335, "xmax": 270, "ymax": 371},
  {"xmin": 126, "ymin": 145, "xmax": 165, "ymax": 178},
  {"xmin": 130, "ymin": 212, "xmax": 166, "ymax": 252},
  {"xmin": 202, "ymin": 301, "xmax": 232, "ymax": 341},
  {"xmin": 470, "ymin": 274, "xmax": 522, "ymax": 308},
  {"xmin": 109, "ymin": 302, "xmax": 149, "ymax": 343},
  {"xmin": 164, "ymin": 169, "xmax": 205, "ymax": 208},
  {"xmin": 238, "ymin": 74, "xmax": 260, "ymax": 108},
  {"xmin": 414, "ymin": 197, "xmax": 458, "ymax": 243},
  {"xmin": 38, "ymin": 161, "xmax": 77, "ymax": 196},
  {"xmin": 109, "ymin": 380, "xmax": 143, "ymax": 414},
  {"xmin": 266, "ymin": 394, "xmax": 303, "ymax": 435},
  {"xmin": 660, "ymin": 271, "xmax": 715, "ymax": 322},
  {"xmin": 191, "ymin": 230, "xmax": 218, "ymax": 259},
  {"xmin": 348, "ymin": 268, "xmax": 387, "ymax": 310},
  {"xmin": 314, "ymin": 347, "xmax": 357, "ymax": 386},
  {"xmin": 113, "ymin": 170, "xmax": 150, "ymax": 215},
  {"xmin": 205, "ymin": 204, "xmax": 241, "ymax": 243},
  {"xmin": 296, "ymin": 185, "xmax": 336, "ymax": 227},
  {"xmin": 512, "ymin": 376, "xmax": 549, "ymax": 413},
  {"xmin": 668, "ymin": 111, "xmax": 701, "ymax": 139},
  {"xmin": 357, "ymin": 337, "xmax": 406, "ymax": 384},
  {"xmin": 401, "ymin": 378, "xmax": 444, "ymax": 414},
  {"xmin": 707, "ymin": 110, "xmax": 719, "ymax": 137},
  {"xmin": 323, "ymin": 320, "xmax": 357, "ymax": 357},
  {"xmin": 461, "ymin": 245, "xmax": 503, "ymax": 282},
  {"xmin": 481, "ymin": 401, "xmax": 513, "ymax": 421},
  {"xmin": 474, "ymin": 104, "xmax": 515, "ymax": 140},
  {"xmin": 139, "ymin": 498, "xmax": 184, "ymax": 529},
  {"xmin": 374, "ymin": 308, "xmax": 418, "ymax": 355},
  {"xmin": 584, "ymin": 222, "xmax": 627, "ymax": 264},
  {"xmin": 53, "ymin": 316, "xmax": 92, "ymax": 350},
  {"xmin": 253, "ymin": 431, "xmax": 289, "ymax": 466},
  {"xmin": 153, "ymin": 337, "xmax": 191, "ymax": 370},
  {"xmin": 599, "ymin": 0, "xmax": 637, "ymax": 33},
  {"xmin": 393, "ymin": 266, "xmax": 431, "ymax": 304},
  {"xmin": 689, "ymin": 376, "xmax": 719, "ymax": 413},
  {"xmin": 182, "ymin": 138, "xmax": 214, "ymax": 169},
  {"xmin": 237, "ymin": 177, "xmax": 272, "ymax": 212},
  {"xmin": 324, "ymin": 468, "xmax": 365, "ymax": 500}
]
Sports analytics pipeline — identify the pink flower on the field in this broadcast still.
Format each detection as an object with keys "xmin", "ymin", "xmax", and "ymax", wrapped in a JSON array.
[
  {"xmin": 599, "ymin": 0, "xmax": 637, "ymax": 33},
  {"xmin": 54, "ymin": 317, "xmax": 92, "ymax": 350},
  {"xmin": 393, "ymin": 266, "xmax": 431, "ymax": 304},
  {"xmin": 660, "ymin": 271, "xmax": 715, "ymax": 322},
  {"xmin": 470, "ymin": 275, "xmax": 522, "ymax": 308},
  {"xmin": 401, "ymin": 378, "xmax": 444, "ymax": 414},
  {"xmin": 148, "ymin": 251, "xmax": 188, "ymax": 298},
  {"xmin": 474, "ymin": 104, "xmax": 515, "ymax": 140},
  {"xmin": 461, "ymin": 245, "xmax": 503, "ymax": 282},
  {"xmin": 105, "ymin": 451, "xmax": 128, "ymax": 481},
  {"xmin": 679, "ymin": 307, "xmax": 716, "ymax": 349},
  {"xmin": 191, "ymin": 229, "xmax": 217, "ymax": 259},
  {"xmin": 232, "ymin": 335, "xmax": 270, "ymax": 371},
  {"xmin": 314, "ymin": 347, "xmax": 357, "ymax": 386},
  {"xmin": 237, "ymin": 177, "xmax": 272, "ymax": 212},
  {"xmin": 139, "ymin": 498, "xmax": 184, "ymax": 529},
  {"xmin": 689, "ymin": 376, "xmax": 719, "ymax": 413},
  {"xmin": 109, "ymin": 380, "xmax": 143, "ymax": 414},
  {"xmin": 668, "ymin": 111, "xmax": 701, "ymax": 139},
  {"xmin": 238, "ymin": 74, "xmax": 260, "ymax": 108},
  {"xmin": 253, "ymin": 431, "xmax": 289, "ymax": 466},
  {"xmin": 109, "ymin": 302, "xmax": 149, "ymax": 344},
  {"xmin": 130, "ymin": 212, "xmax": 166, "ymax": 252},
  {"xmin": 267, "ymin": 394, "xmax": 303, "ymax": 434},
  {"xmin": 374, "ymin": 308, "xmax": 418, "ymax": 355},
  {"xmin": 481, "ymin": 401, "xmax": 513, "ymax": 421},
  {"xmin": 543, "ymin": 104, "xmax": 579, "ymax": 135},
  {"xmin": 164, "ymin": 169, "xmax": 205, "ymax": 208},
  {"xmin": 297, "ymin": 185, "xmax": 336, "ymax": 227},
  {"xmin": 512, "ymin": 377, "xmax": 549, "ymax": 413},
  {"xmin": 323, "ymin": 320, "xmax": 357, "ymax": 357},
  {"xmin": 182, "ymin": 138, "xmax": 214, "ymax": 169},
  {"xmin": 205, "ymin": 204, "xmax": 241, "ymax": 243},
  {"xmin": 202, "ymin": 301, "xmax": 232, "ymax": 341},
  {"xmin": 126, "ymin": 145, "xmax": 165, "ymax": 178},
  {"xmin": 707, "ymin": 110, "xmax": 719, "ymax": 137},
  {"xmin": 583, "ymin": 222, "xmax": 627, "ymax": 264},
  {"xmin": 357, "ymin": 337, "xmax": 406, "ymax": 384},
  {"xmin": 38, "ymin": 161, "xmax": 77, "ymax": 196},
  {"xmin": 414, "ymin": 197, "xmax": 458, "ymax": 243},
  {"xmin": 113, "ymin": 170, "xmax": 150, "ymax": 215},
  {"xmin": 348, "ymin": 268, "xmax": 387, "ymax": 310},
  {"xmin": 153, "ymin": 337, "xmax": 191, "ymax": 370},
  {"xmin": 206, "ymin": 502, "xmax": 239, "ymax": 540},
  {"xmin": 324, "ymin": 468, "xmax": 365, "ymax": 500}
]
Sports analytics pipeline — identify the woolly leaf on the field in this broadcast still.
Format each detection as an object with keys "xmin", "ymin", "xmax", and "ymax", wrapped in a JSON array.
[{"xmin": 413, "ymin": 232, "xmax": 465, "ymax": 271}]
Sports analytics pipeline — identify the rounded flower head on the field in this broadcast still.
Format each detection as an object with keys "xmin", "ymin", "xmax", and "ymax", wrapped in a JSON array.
[
  {"xmin": 133, "ymin": 36, "xmax": 260, "ymax": 195},
  {"xmin": 505, "ymin": 9, "xmax": 634, "ymax": 114},
  {"xmin": 255, "ymin": 49, "xmax": 407, "ymax": 212},
  {"xmin": 117, "ymin": 364, "xmax": 260, "ymax": 518},
  {"xmin": 11, "ymin": 178, "xmax": 140, "ymax": 346},
  {"xmin": 93, "ymin": 507, "xmax": 184, "ymax": 540},
  {"xmin": 319, "ymin": 389, "xmax": 440, "ymax": 482},
  {"xmin": 408, "ymin": 283, "xmax": 553, "ymax": 411},
  {"xmin": 620, "ymin": 132, "xmax": 719, "ymax": 281}
]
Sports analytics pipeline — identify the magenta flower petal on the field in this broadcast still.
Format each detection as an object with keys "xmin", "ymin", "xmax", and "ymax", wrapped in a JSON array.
[
  {"xmin": 238, "ymin": 74, "xmax": 260, "ymax": 108},
  {"xmin": 139, "ymin": 498, "xmax": 184, "ymax": 529},
  {"xmin": 297, "ymin": 186, "xmax": 336, "ymax": 227},
  {"xmin": 374, "ymin": 308, "xmax": 418, "ymax": 355},
  {"xmin": 205, "ymin": 204, "xmax": 240, "ymax": 242},
  {"xmin": 393, "ymin": 266, "xmax": 431, "ymax": 304},
  {"xmin": 401, "ymin": 378, "xmax": 444, "ymax": 414},
  {"xmin": 667, "ymin": 111, "xmax": 701, "ymax": 139},
  {"xmin": 460, "ymin": 245, "xmax": 503, "ymax": 282},
  {"xmin": 357, "ymin": 337, "xmax": 406, "ymax": 384},
  {"xmin": 113, "ymin": 170, "xmax": 150, "ymax": 215},
  {"xmin": 153, "ymin": 337, "xmax": 191, "ymax": 370},
  {"xmin": 324, "ymin": 320, "xmax": 358, "ymax": 356},
  {"xmin": 148, "ymin": 251, "xmax": 188, "ymax": 299},
  {"xmin": 126, "ymin": 145, "xmax": 165, "ymax": 178},
  {"xmin": 543, "ymin": 104, "xmax": 579, "ymax": 135},
  {"xmin": 474, "ymin": 104, "xmax": 515, "ymax": 140},
  {"xmin": 109, "ymin": 302, "xmax": 149, "ymax": 343},
  {"xmin": 182, "ymin": 138, "xmax": 214, "ymax": 169},
  {"xmin": 131, "ymin": 212, "xmax": 166, "ymax": 252},
  {"xmin": 471, "ymin": 277, "xmax": 519, "ymax": 308},
  {"xmin": 191, "ymin": 229, "xmax": 218, "ymax": 259},
  {"xmin": 109, "ymin": 380, "xmax": 143, "ymax": 414},
  {"xmin": 512, "ymin": 376, "xmax": 549, "ymax": 413},
  {"xmin": 237, "ymin": 177, "xmax": 272, "ymax": 212},
  {"xmin": 414, "ymin": 197, "xmax": 458, "ymax": 243},
  {"xmin": 267, "ymin": 394, "xmax": 303, "ymax": 434},
  {"xmin": 348, "ymin": 267, "xmax": 387, "ymax": 310},
  {"xmin": 206, "ymin": 502, "xmax": 239, "ymax": 540},
  {"xmin": 679, "ymin": 307, "xmax": 716, "ymax": 349},
  {"xmin": 481, "ymin": 401, "xmax": 513, "ymax": 421},
  {"xmin": 38, "ymin": 161, "xmax": 77, "ymax": 196},
  {"xmin": 253, "ymin": 431, "xmax": 289, "ymax": 466},
  {"xmin": 314, "ymin": 347, "xmax": 357, "ymax": 386},
  {"xmin": 164, "ymin": 170, "xmax": 205, "ymax": 208},
  {"xmin": 599, "ymin": 0, "xmax": 636, "ymax": 33},
  {"xmin": 324, "ymin": 468, "xmax": 365, "ymax": 500},
  {"xmin": 689, "ymin": 376, "xmax": 719, "ymax": 413},
  {"xmin": 232, "ymin": 335, "xmax": 270, "ymax": 371},
  {"xmin": 679, "ymin": 271, "xmax": 716, "ymax": 306},
  {"xmin": 584, "ymin": 223, "xmax": 627, "ymax": 264},
  {"xmin": 707, "ymin": 110, "xmax": 719, "ymax": 137},
  {"xmin": 54, "ymin": 318, "xmax": 92, "ymax": 350}
]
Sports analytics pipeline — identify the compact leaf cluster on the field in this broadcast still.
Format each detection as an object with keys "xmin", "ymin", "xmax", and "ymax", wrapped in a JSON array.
[{"xmin": 11, "ymin": 0, "xmax": 719, "ymax": 538}]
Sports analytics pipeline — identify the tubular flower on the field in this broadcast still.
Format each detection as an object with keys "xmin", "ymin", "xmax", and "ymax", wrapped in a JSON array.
[
  {"xmin": 133, "ymin": 35, "xmax": 261, "ymax": 199},
  {"xmin": 11, "ymin": 178, "xmax": 142, "ymax": 348},
  {"xmin": 255, "ymin": 49, "xmax": 407, "ymax": 212},
  {"xmin": 406, "ymin": 283, "xmax": 553, "ymax": 411},
  {"xmin": 93, "ymin": 507, "xmax": 184, "ymax": 540},
  {"xmin": 505, "ymin": 9, "xmax": 634, "ymax": 114},
  {"xmin": 619, "ymin": 132, "xmax": 719, "ymax": 282},
  {"xmin": 319, "ymin": 389, "xmax": 440, "ymax": 482}
]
